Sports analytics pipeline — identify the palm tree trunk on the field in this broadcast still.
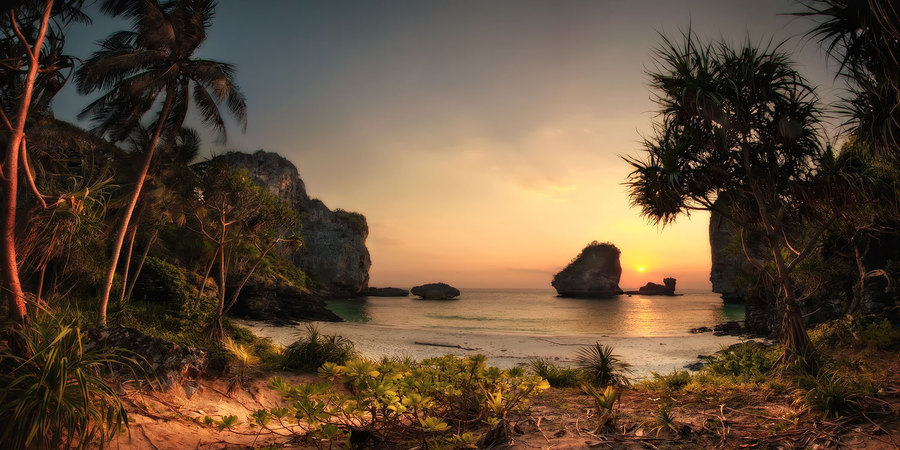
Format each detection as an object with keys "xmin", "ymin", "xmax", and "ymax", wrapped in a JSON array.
[
  {"xmin": 97, "ymin": 88, "xmax": 174, "ymax": 326},
  {"xmin": 3, "ymin": 0, "xmax": 54, "ymax": 355},
  {"xmin": 116, "ymin": 222, "xmax": 139, "ymax": 306},
  {"xmin": 123, "ymin": 227, "xmax": 158, "ymax": 303}
]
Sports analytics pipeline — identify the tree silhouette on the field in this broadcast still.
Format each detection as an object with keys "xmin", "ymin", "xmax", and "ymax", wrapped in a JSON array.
[{"xmin": 75, "ymin": 0, "xmax": 247, "ymax": 326}]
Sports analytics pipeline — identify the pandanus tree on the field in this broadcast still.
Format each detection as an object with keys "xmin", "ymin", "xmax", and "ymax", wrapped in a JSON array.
[
  {"xmin": 75, "ymin": 0, "xmax": 247, "ymax": 326},
  {"xmin": 190, "ymin": 161, "xmax": 301, "ymax": 343},
  {"xmin": 625, "ymin": 33, "xmax": 840, "ymax": 364},
  {"xmin": 797, "ymin": 0, "xmax": 900, "ymax": 163},
  {"xmin": 1, "ymin": 0, "xmax": 86, "ymax": 351}
]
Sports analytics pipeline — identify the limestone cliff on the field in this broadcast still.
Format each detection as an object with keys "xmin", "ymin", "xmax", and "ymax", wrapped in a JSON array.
[
  {"xmin": 552, "ymin": 242, "xmax": 623, "ymax": 297},
  {"xmin": 214, "ymin": 150, "xmax": 371, "ymax": 297},
  {"xmin": 708, "ymin": 202, "xmax": 772, "ymax": 333}
]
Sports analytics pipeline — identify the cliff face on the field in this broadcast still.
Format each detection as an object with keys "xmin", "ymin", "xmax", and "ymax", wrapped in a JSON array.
[
  {"xmin": 709, "ymin": 205, "xmax": 773, "ymax": 333},
  {"xmin": 215, "ymin": 150, "xmax": 371, "ymax": 297},
  {"xmin": 552, "ymin": 242, "xmax": 624, "ymax": 297}
]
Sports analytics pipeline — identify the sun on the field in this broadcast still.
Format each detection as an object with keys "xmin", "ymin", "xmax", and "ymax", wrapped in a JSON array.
[{"xmin": 637, "ymin": 266, "xmax": 645, "ymax": 272}]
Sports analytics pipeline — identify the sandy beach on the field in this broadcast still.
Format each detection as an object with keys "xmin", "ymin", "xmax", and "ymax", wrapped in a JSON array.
[{"xmin": 236, "ymin": 320, "xmax": 748, "ymax": 379}]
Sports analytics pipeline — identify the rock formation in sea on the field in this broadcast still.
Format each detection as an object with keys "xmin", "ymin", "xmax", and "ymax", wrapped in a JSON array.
[
  {"xmin": 627, "ymin": 278, "xmax": 677, "ymax": 295},
  {"xmin": 214, "ymin": 150, "xmax": 371, "ymax": 297},
  {"xmin": 411, "ymin": 283, "xmax": 460, "ymax": 300},
  {"xmin": 365, "ymin": 287, "xmax": 410, "ymax": 297},
  {"xmin": 552, "ymin": 241, "xmax": 624, "ymax": 297}
]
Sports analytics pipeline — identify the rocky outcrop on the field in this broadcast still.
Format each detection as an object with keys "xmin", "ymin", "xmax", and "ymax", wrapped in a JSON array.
[
  {"xmin": 214, "ymin": 151, "xmax": 371, "ymax": 297},
  {"xmin": 365, "ymin": 287, "xmax": 410, "ymax": 297},
  {"xmin": 411, "ymin": 283, "xmax": 460, "ymax": 300},
  {"xmin": 552, "ymin": 242, "xmax": 623, "ymax": 297},
  {"xmin": 227, "ymin": 277, "xmax": 342, "ymax": 323},
  {"xmin": 85, "ymin": 326, "xmax": 227, "ymax": 390},
  {"xmin": 628, "ymin": 278, "xmax": 677, "ymax": 295}
]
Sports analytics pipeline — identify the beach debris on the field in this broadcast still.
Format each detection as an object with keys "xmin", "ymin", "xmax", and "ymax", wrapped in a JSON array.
[{"xmin": 414, "ymin": 341, "xmax": 478, "ymax": 351}]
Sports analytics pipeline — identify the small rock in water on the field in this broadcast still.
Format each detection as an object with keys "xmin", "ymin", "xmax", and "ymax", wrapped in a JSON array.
[{"xmin": 689, "ymin": 326, "xmax": 713, "ymax": 333}]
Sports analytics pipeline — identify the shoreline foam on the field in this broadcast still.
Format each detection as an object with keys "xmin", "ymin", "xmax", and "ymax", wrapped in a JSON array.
[{"xmin": 235, "ymin": 320, "xmax": 745, "ymax": 378}]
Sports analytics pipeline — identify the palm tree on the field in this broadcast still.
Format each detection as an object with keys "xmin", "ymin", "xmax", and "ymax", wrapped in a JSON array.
[
  {"xmin": 75, "ymin": 0, "xmax": 247, "ymax": 326},
  {"xmin": 1, "ymin": 0, "xmax": 87, "ymax": 352},
  {"xmin": 625, "ymin": 32, "xmax": 832, "ymax": 364}
]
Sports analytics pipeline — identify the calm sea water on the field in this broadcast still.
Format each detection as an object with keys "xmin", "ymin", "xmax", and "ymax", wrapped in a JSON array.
[{"xmin": 326, "ymin": 288, "xmax": 744, "ymax": 338}]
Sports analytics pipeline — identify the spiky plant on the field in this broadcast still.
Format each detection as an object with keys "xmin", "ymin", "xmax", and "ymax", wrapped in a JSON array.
[
  {"xmin": 576, "ymin": 343, "xmax": 632, "ymax": 387},
  {"xmin": 0, "ymin": 315, "xmax": 134, "ymax": 449}
]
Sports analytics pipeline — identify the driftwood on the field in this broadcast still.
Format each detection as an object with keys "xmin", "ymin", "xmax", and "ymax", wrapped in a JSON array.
[{"xmin": 413, "ymin": 341, "xmax": 478, "ymax": 351}]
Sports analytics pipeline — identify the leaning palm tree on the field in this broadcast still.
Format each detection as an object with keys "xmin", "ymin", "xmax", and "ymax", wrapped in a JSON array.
[{"xmin": 75, "ymin": 0, "xmax": 247, "ymax": 326}]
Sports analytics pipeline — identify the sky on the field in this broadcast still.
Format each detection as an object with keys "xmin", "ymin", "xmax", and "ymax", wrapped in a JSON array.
[{"xmin": 53, "ymin": 0, "xmax": 841, "ymax": 290}]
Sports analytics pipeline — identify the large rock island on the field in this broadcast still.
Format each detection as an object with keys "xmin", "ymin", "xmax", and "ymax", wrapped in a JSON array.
[
  {"xmin": 216, "ymin": 151, "xmax": 371, "ymax": 298},
  {"xmin": 552, "ymin": 241, "xmax": 624, "ymax": 297}
]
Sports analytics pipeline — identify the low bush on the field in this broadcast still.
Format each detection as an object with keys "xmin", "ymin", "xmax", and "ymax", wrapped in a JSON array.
[
  {"xmin": 525, "ymin": 358, "xmax": 583, "ymax": 387},
  {"xmin": 702, "ymin": 341, "xmax": 777, "ymax": 382},
  {"xmin": 281, "ymin": 323, "xmax": 355, "ymax": 371},
  {"xmin": 810, "ymin": 314, "xmax": 898, "ymax": 350},
  {"xmin": 259, "ymin": 354, "xmax": 549, "ymax": 447},
  {"xmin": 799, "ymin": 373, "xmax": 864, "ymax": 418},
  {"xmin": 642, "ymin": 370, "xmax": 692, "ymax": 392}
]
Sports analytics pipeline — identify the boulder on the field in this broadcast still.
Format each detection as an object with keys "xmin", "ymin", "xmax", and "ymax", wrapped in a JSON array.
[
  {"xmin": 411, "ymin": 282, "xmax": 460, "ymax": 300},
  {"xmin": 213, "ymin": 151, "xmax": 371, "ymax": 297},
  {"xmin": 552, "ymin": 241, "xmax": 623, "ymax": 297},
  {"xmin": 85, "ymin": 326, "xmax": 227, "ymax": 391},
  {"xmin": 365, "ymin": 287, "xmax": 410, "ymax": 297}
]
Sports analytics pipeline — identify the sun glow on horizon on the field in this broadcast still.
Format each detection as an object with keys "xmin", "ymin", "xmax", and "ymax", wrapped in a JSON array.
[{"xmin": 637, "ymin": 266, "xmax": 645, "ymax": 272}]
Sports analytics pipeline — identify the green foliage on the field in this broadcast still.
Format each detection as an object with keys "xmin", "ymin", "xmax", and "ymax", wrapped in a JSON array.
[
  {"xmin": 334, "ymin": 208, "xmax": 368, "ymax": 236},
  {"xmin": 799, "ymin": 373, "xmax": 864, "ymax": 418},
  {"xmin": 645, "ymin": 370, "xmax": 692, "ymax": 392},
  {"xmin": 702, "ymin": 342, "xmax": 777, "ymax": 382},
  {"xmin": 281, "ymin": 324, "xmax": 355, "ymax": 371},
  {"xmin": 524, "ymin": 358, "xmax": 583, "ymax": 388},
  {"xmin": 810, "ymin": 314, "xmax": 899, "ymax": 350},
  {"xmin": 581, "ymin": 384, "xmax": 620, "ymax": 432},
  {"xmin": 263, "ymin": 354, "xmax": 549, "ymax": 447},
  {"xmin": 0, "ymin": 315, "xmax": 132, "ymax": 449},
  {"xmin": 575, "ymin": 343, "xmax": 632, "ymax": 386},
  {"xmin": 649, "ymin": 402, "xmax": 679, "ymax": 436}
]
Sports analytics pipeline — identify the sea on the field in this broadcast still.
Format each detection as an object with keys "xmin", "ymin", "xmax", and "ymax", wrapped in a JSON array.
[{"xmin": 325, "ymin": 288, "xmax": 744, "ymax": 338}]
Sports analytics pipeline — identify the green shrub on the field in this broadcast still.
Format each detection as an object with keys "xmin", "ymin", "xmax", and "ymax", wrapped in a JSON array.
[
  {"xmin": 702, "ymin": 342, "xmax": 776, "ymax": 382},
  {"xmin": 800, "ymin": 373, "xmax": 863, "ymax": 418},
  {"xmin": 0, "ymin": 316, "xmax": 134, "ymax": 449},
  {"xmin": 576, "ymin": 343, "xmax": 632, "ymax": 386},
  {"xmin": 525, "ymin": 358, "xmax": 583, "ymax": 387},
  {"xmin": 810, "ymin": 314, "xmax": 899, "ymax": 350},
  {"xmin": 645, "ymin": 370, "xmax": 692, "ymax": 392},
  {"xmin": 260, "ymin": 354, "xmax": 549, "ymax": 447},
  {"xmin": 581, "ymin": 384, "xmax": 620, "ymax": 432},
  {"xmin": 281, "ymin": 323, "xmax": 355, "ymax": 371}
]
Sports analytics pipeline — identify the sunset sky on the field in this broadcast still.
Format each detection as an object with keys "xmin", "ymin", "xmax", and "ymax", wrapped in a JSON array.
[{"xmin": 55, "ymin": 0, "xmax": 840, "ymax": 290}]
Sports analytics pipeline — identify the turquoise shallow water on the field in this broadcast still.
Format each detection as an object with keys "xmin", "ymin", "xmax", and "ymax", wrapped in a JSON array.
[{"xmin": 326, "ymin": 288, "xmax": 744, "ymax": 337}]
